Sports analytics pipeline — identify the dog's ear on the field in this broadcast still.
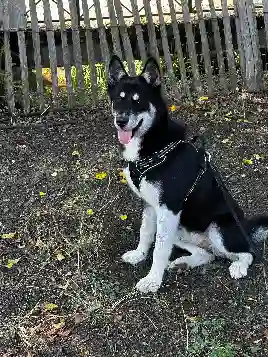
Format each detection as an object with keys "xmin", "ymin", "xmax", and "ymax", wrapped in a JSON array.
[
  {"xmin": 140, "ymin": 57, "xmax": 161, "ymax": 87},
  {"xmin": 108, "ymin": 55, "xmax": 128, "ymax": 86}
]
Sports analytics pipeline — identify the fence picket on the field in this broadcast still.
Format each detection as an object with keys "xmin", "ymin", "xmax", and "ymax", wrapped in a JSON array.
[
  {"xmin": 68, "ymin": 0, "xmax": 85, "ymax": 100},
  {"xmin": 43, "ymin": 0, "xmax": 59, "ymax": 106},
  {"xmin": 208, "ymin": 0, "xmax": 226, "ymax": 90},
  {"xmin": 221, "ymin": 0, "xmax": 237, "ymax": 90},
  {"xmin": 81, "ymin": 0, "xmax": 98, "ymax": 98},
  {"xmin": 57, "ymin": 0, "xmax": 74, "ymax": 108},
  {"xmin": 167, "ymin": 0, "xmax": 190, "ymax": 97},
  {"xmin": 143, "ymin": 0, "xmax": 160, "ymax": 63},
  {"xmin": 182, "ymin": 0, "xmax": 202, "ymax": 93},
  {"xmin": 29, "ymin": 0, "xmax": 44, "ymax": 111},
  {"xmin": 113, "ymin": 0, "xmax": 135, "ymax": 75},
  {"xmin": 156, "ymin": 0, "xmax": 174, "ymax": 78},
  {"xmin": 130, "ymin": 0, "xmax": 146, "ymax": 63},
  {"xmin": 107, "ymin": 1, "xmax": 122, "ymax": 59},
  {"xmin": 196, "ymin": 0, "xmax": 213, "ymax": 94},
  {"xmin": 93, "ymin": 0, "xmax": 110, "ymax": 68},
  {"xmin": 3, "ymin": 0, "xmax": 15, "ymax": 114},
  {"xmin": 263, "ymin": 0, "xmax": 268, "ymax": 56}
]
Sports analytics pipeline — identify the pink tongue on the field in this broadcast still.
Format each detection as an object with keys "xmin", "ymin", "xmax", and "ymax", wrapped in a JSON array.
[{"xmin": 117, "ymin": 130, "xmax": 132, "ymax": 145}]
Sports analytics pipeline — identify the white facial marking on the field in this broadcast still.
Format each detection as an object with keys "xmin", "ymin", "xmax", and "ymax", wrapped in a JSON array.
[
  {"xmin": 120, "ymin": 91, "xmax": 125, "ymax": 98},
  {"xmin": 132, "ymin": 93, "xmax": 139, "ymax": 101}
]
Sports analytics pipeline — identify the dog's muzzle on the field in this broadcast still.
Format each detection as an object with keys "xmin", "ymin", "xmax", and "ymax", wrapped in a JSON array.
[{"xmin": 116, "ymin": 115, "xmax": 129, "ymax": 128}]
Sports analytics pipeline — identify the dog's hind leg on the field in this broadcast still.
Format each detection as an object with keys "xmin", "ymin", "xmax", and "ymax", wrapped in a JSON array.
[
  {"xmin": 169, "ymin": 240, "xmax": 215, "ymax": 270},
  {"xmin": 122, "ymin": 205, "xmax": 156, "ymax": 265},
  {"xmin": 208, "ymin": 224, "xmax": 253, "ymax": 279}
]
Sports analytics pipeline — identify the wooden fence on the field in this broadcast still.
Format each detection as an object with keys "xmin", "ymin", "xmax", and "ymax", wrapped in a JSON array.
[{"xmin": 0, "ymin": 0, "xmax": 267, "ymax": 115}]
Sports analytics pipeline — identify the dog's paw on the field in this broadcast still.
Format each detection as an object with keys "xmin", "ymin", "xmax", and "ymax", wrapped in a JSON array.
[
  {"xmin": 121, "ymin": 250, "xmax": 146, "ymax": 265},
  {"xmin": 229, "ymin": 261, "xmax": 248, "ymax": 279},
  {"xmin": 135, "ymin": 275, "xmax": 161, "ymax": 293},
  {"xmin": 168, "ymin": 257, "xmax": 188, "ymax": 270}
]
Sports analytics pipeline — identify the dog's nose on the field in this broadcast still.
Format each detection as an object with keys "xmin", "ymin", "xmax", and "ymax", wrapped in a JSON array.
[{"xmin": 116, "ymin": 115, "xmax": 129, "ymax": 128}]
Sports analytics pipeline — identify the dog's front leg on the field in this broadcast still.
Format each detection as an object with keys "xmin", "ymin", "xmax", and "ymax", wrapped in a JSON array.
[
  {"xmin": 136, "ymin": 208, "xmax": 180, "ymax": 293},
  {"xmin": 122, "ymin": 205, "xmax": 156, "ymax": 265}
]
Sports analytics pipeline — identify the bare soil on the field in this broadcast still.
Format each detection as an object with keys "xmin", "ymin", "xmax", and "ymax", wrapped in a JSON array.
[{"xmin": 0, "ymin": 92, "xmax": 268, "ymax": 357}]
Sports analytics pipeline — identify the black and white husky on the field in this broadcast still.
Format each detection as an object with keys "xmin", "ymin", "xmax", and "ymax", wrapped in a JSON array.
[{"xmin": 107, "ymin": 55, "xmax": 268, "ymax": 293}]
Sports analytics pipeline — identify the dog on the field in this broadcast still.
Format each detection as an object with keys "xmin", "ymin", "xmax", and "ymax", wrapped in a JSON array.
[{"xmin": 107, "ymin": 54, "xmax": 268, "ymax": 293}]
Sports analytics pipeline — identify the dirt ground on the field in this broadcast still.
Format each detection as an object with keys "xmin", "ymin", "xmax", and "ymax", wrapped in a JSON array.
[{"xmin": 0, "ymin": 92, "xmax": 268, "ymax": 357}]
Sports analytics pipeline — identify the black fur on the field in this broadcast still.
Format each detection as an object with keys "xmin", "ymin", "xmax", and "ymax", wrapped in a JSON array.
[{"xmin": 108, "ymin": 55, "xmax": 268, "ymax": 256}]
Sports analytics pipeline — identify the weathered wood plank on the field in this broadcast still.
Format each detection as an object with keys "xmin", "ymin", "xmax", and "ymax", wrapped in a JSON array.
[
  {"xmin": 107, "ymin": 1, "xmax": 122, "ymax": 58},
  {"xmin": 143, "ymin": 0, "xmax": 160, "ymax": 62},
  {"xmin": 3, "ymin": 0, "xmax": 15, "ymax": 114},
  {"xmin": 68, "ymin": 0, "xmax": 85, "ymax": 99},
  {"xmin": 182, "ymin": 0, "xmax": 202, "ymax": 93},
  {"xmin": 233, "ymin": 0, "xmax": 245, "ymax": 82},
  {"xmin": 114, "ymin": 0, "xmax": 135, "ymax": 75},
  {"xmin": 221, "ymin": 0, "xmax": 237, "ymax": 90},
  {"xmin": 43, "ymin": 0, "xmax": 59, "ymax": 106},
  {"xmin": 57, "ymin": 0, "xmax": 74, "ymax": 108},
  {"xmin": 208, "ymin": 0, "xmax": 226, "ymax": 91},
  {"xmin": 263, "ymin": 0, "xmax": 268, "ymax": 52},
  {"xmin": 93, "ymin": 0, "xmax": 110, "ymax": 68},
  {"xmin": 29, "ymin": 0, "xmax": 44, "ymax": 111},
  {"xmin": 18, "ymin": 29, "xmax": 30, "ymax": 113},
  {"xmin": 81, "ymin": 0, "xmax": 98, "ymax": 99},
  {"xmin": 196, "ymin": 0, "xmax": 213, "ymax": 94},
  {"xmin": 168, "ymin": 0, "xmax": 190, "ymax": 97},
  {"xmin": 236, "ymin": 0, "xmax": 263, "ymax": 91},
  {"xmin": 130, "ymin": 0, "xmax": 146, "ymax": 63},
  {"xmin": 156, "ymin": 0, "xmax": 174, "ymax": 77}
]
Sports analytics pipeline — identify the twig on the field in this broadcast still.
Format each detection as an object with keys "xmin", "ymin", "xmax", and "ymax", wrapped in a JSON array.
[{"xmin": 177, "ymin": 285, "xmax": 189, "ymax": 351}]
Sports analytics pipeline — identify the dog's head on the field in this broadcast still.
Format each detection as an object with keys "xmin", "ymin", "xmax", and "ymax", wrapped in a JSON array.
[{"xmin": 107, "ymin": 55, "xmax": 166, "ymax": 145}]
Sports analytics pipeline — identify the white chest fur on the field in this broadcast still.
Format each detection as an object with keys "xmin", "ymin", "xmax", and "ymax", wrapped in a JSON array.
[{"xmin": 124, "ymin": 167, "xmax": 161, "ymax": 209}]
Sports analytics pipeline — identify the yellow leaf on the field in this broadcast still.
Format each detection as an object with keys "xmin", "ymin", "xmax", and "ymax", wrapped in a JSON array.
[
  {"xmin": 225, "ymin": 112, "xmax": 232, "ymax": 117},
  {"xmin": 56, "ymin": 252, "xmax": 65, "ymax": 261},
  {"xmin": 199, "ymin": 96, "xmax": 209, "ymax": 101},
  {"xmin": 95, "ymin": 172, "xmax": 107, "ymax": 180},
  {"xmin": 1, "ymin": 232, "xmax": 16, "ymax": 239},
  {"xmin": 169, "ymin": 104, "xmax": 177, "ymax": 112},
  {"xmin": 243, "ymin": 159, "xmax": 253, "ymax": 165},
  {"xmin": 5, "ymin": 258, "xmax": 20, "ymax": 269},
  {"xmin": 72, "ymin": 150, "xmax": 80, "ymax": 157},
  {"xmin": 225, "ymin": 117, "xmax": 232, "ymax": 122},
  {"xmin": 120, "ymin": 215, "xmax": 128, "ymax": 221},
  {"xmin": 119, "ymin": 171, "xmax": 126, "ymax": 178},
  {"xmin": 120, "ymin": 178, "xmax": 127, "ymax": 184},
  {"xmin": 39, "ymin": 191, "xmax": 46, "ymax": 197},
  {"xmin": 53, "ymin": 318, "xmax": 65, "ymax": 330},
  {"xmin": 87, "ymin": 209, "xmax": 94, "ymax": 216},
  {"xmin": 44, "ymin": 302, "xmax": 58, "ymax": 312}
]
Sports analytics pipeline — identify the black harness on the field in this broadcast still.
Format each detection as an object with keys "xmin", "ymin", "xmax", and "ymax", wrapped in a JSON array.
[{"xmin": 128, "ymin": 136, "xmax": 254, "ymax": 254}]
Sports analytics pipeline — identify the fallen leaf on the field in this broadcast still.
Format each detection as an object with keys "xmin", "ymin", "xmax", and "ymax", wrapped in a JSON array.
[
  {"xmin": 1, "ymin": 232, "xmax": 17, "ymax": 239},
  {"xmin": 120, "ymin": 178, "xmax": 127, "ymax": 184},
  {"xmin": 95, "ymin": 172, "xmax": 107, "ymax": 180},
  {"xmin": 221, "ymin": 138, "xmax": 230, "ymax": 144},
  {"xmin": 169, "ymin": 104, "xmax": 177, "ymax": 112},
  {"xmin": 5, "ymin": 258, "xmax": 20, "ymax": 269},
  {"xmin": 199, "ymin": 96, "xmax": 209, "ymax": 101},
  {"xmin": 72, "ymin": 150, "xmax": 80, "ymax": 157},
  {"xmin": 243, "ymin": 159, "xmax": 253, "ymax": 165},
  {"xmin": 44, "ymin": 302, "xmax": 58, "ymax": 312},
  {"xmin": 87, "ymin": 209, "xmax": 94, "ymax": 216},
  {"xmin": 120, "ymin": 215, "xmax": 128, "ymax": 221},
  {"xmin": 39, "ymin": 191, "xmax": 46, "ymax": 197},
  {"xmin": 56, "ymin": 252, "xmax": 65, "ymax": 261},
  {"xmin": 53, "ymin": 318, "xmax": 65, "ymax": 330},
  {"xmin": 51, "ymin": 172, "xmax": 58, "ymax": 177},
  {"xmin": 254, "ymin": 154, "xmax": 264, "ymax": 160}
]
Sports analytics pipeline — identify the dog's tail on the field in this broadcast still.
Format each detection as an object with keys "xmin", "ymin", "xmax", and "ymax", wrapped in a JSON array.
[{"xmin": 246, "ymin": 215, "xmax": 268, "ymax": 244}]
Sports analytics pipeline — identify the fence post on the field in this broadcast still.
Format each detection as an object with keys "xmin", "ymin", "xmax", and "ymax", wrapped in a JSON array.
[{"xmin": 236, "ymin": 0, "xmax": 264, "ymax": 91}]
